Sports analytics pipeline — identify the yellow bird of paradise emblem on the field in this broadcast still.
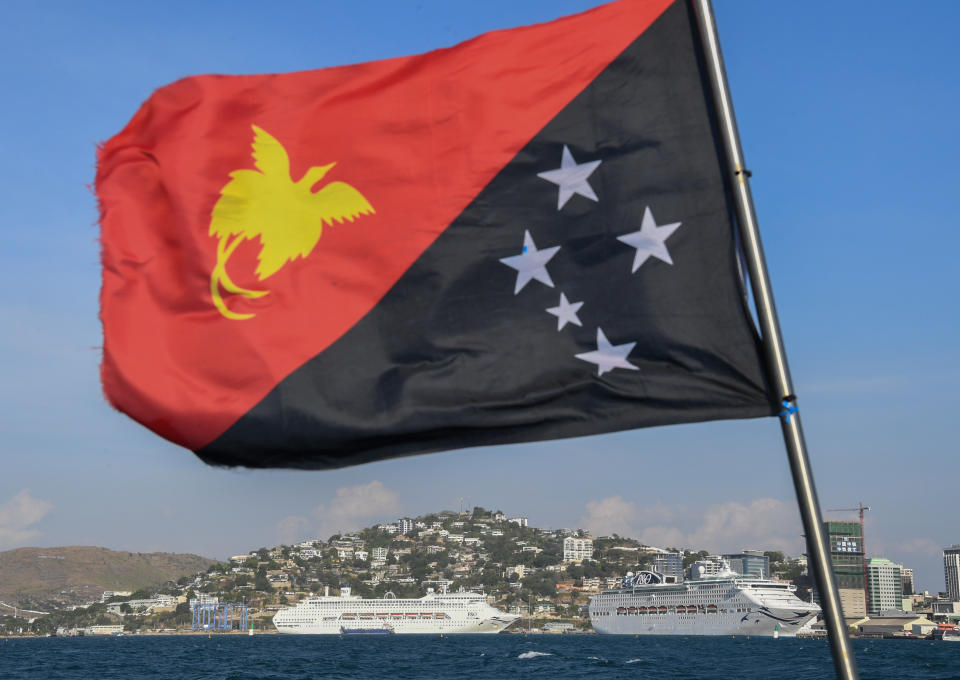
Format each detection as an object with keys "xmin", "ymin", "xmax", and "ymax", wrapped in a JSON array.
[{"xmin": 208, "ymin": 125, "xmax": 374, "ymax": 320}]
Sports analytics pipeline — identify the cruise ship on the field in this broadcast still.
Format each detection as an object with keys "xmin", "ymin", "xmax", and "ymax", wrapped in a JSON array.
[
  {"xmin": 589, "ymin": 564, "xmax": 820, "ymax": 636},
  {"xmin": 273, "ymin": 585, "xmax": 520, "ymax": 634}
]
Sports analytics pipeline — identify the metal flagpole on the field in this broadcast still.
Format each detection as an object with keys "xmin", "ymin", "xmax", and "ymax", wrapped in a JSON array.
[{"xmin": 691, "ymin": 2, "xmax": 860, "ymax": 679}]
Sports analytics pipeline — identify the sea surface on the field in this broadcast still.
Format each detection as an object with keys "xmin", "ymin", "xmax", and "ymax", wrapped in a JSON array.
[{"xmin": 1, "ymin": 634, "xmax": 957, "ymax": 680}]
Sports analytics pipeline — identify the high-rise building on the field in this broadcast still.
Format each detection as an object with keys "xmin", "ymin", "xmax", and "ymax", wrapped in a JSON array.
[
  {"xmin": 689, "ymin": 556, "xmax": 724, "ymax": 579},
  {"xmin": 723, "ymin": 550, "xmax": 771, "ymax": 579},
  {"xmin": 562, "ymin": 536, "xmax": 594, "ymax": 563},
  {"xmin": 945, "ymin": 545, "xmax": 960, "ymax": 602},
  {"xmin": 899, "ymin": 566, "xmax": 914, "ymax": 596},
  {"xmin": 653, "ymin": 552, "xmax": 684, "ymax": 583},
  {"xmin": 819, "ymin": 521, "xmax": 867, "ymax": 618},
  {"xmin": 866, "ymin": 558, "xmax": 903, "ymax": 615},
  {"xmin": 397, "ymin": 518, "xmax": 414, "ymax": 534}
]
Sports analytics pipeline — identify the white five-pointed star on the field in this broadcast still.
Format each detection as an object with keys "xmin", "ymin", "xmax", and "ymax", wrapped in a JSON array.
[
  {"xmin": 575, "ymin": 328, "xmax": 638, "ymax": 376},
  {"xmin": 537, "ymin": 145, "xmax": 602, "ymax": 210},
  {"xmin": 617, "ymin": 206, "xmax": 682, "ymax": 272},
  {"xmin": 499, "ymin": 230, "xmax": 561, "ymax": 294},
  {"xmin": 546, "ymin": 293, "xmax": 583, "ymax": 330}
]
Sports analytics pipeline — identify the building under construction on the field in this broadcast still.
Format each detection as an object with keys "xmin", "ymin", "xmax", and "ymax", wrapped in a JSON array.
[{"xmin": 820, "ymin": 521, "xmax": 867, "ymax": 619}]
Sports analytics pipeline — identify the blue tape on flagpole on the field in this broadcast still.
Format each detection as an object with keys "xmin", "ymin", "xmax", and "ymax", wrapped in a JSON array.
[{"xmin": 778, "ymin": 398, "xmax": 797, "ymax": 423}]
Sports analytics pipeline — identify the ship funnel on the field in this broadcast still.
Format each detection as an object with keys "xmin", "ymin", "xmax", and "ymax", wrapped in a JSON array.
[
  {"xmin": 324, "ymin": 586, "xmax": 329, "ymax": 597},
  {"xmin": 341, "ymin": 586, "xmax": 351, "ymax": 597}
]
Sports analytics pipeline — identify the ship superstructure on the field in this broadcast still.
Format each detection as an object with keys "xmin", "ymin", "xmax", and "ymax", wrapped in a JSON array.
[
  {"xmin": 589, "ymin": 565, "xmax": 820, "ymax": 636},
  {"xmin": 273, "ymin": 585, "xmax": 519, "ymax": 634}
]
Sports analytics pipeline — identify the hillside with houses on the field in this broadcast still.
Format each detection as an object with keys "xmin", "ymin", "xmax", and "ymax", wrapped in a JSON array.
[{"xmin": 2, "ymin": 506, "xmax": 805, "ymax": 635}]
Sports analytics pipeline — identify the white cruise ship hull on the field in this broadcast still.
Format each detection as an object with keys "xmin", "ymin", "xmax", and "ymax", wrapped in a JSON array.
[
  {"xmin": 275, "ymin": 616, "xmax": 517, "ymax": 635},
  {"xmin": 274, "ymin": 588, "xmax": 519, "ymax": 635},
  {"xmin": 590, "ymin": 606, "xmax": 816, "ymax": 636},
  {"xmin": 589, "ymin": 572, "xmax": 820, "ymax": 637}
]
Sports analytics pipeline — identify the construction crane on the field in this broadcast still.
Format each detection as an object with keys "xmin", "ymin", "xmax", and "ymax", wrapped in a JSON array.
[{"xmin": 826, "ymin": 503, "xmax": 871, "ymax": 615}]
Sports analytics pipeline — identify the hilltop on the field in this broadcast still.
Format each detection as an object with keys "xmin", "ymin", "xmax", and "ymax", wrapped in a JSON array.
[{"xmin": 0, "ymin": 546, "xmax": 216, "ymax": 610}]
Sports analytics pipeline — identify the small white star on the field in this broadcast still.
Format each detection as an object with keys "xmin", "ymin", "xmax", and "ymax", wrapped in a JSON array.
[
  {"xmin": 546, "ymin": 293, "xmax": 583, "ymax": 331},
  {"xmin": 617, "ymin": 206, "xmax": 682, "ymax": 272},
  {"xmin": 575, "ymin": 328, "xmax": 638, "ymax": 376},
  {"xmin": 537, "ymin": 145, "xmax": 602, "ymax": 210},
  {"xmin": 499, "ymin": 230, "xmax": 561, "ymax": 294}
]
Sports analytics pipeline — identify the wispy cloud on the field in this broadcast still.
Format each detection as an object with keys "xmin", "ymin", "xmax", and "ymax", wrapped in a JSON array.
[
  {"xmin": 579, "ymin": 496, "xmax": 678, "ymax": 538},
  {"xmin": 579, "ymin": 496, "xmax": 638, "ymax": 537},
  {"xmin": 275, "ymin": 515, "xmax": 312, "ymax": 545},
  {"xmin": 0, "ymin": 489, "xmax": 54, "ymax": 548},
  {"xmin": 275, "ymin": 481, "xmax": 401, "ymax": 545},
  {"xmin": 893, "ymin": 537, "xmax": 943, "ymax": 557},
  {"xmin": 580, "ymin": 496, "xmax": 803, "ymax": 556},
  {"xmin": 681, "ymin": 499, "xmax": 803, "ymax": 555}
]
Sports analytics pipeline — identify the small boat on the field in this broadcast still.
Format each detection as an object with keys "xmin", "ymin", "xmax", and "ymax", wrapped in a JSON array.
[
  {"xmin": 340, "ymin": 625, "xmax": 394, "ymax": 635},
  {"xmin": 943, "ymin": 628, "xmax": 960, "ymax": 642}
]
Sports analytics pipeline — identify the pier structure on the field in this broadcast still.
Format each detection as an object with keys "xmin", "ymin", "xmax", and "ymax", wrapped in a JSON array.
[{"xmin": 191, "ymin": 602, "xmax": 248, "ymax": 631}]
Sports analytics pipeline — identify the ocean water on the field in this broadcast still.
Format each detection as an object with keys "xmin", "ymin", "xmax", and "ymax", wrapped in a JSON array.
[{"xmin": 1, "ymin": 634, "xmax": 957, "ymax": 680}]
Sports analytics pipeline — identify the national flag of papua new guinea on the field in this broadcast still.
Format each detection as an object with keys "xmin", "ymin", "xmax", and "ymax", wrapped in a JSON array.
[{"xmin": 97, "ymin": 0, "xmax": 778, "ymax": 469}]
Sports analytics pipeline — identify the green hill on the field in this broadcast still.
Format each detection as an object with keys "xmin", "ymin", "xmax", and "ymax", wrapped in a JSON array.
[{"xmin": 0, "ymin": 546, "xmax": 216, "ymax": 609}]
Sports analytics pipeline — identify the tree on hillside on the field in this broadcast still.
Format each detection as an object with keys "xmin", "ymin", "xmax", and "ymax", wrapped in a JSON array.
[
  {"xmin": 764, "ymin": 551, "xmax": 785, "ymax": 567},
  {"xmin": 683, "ymin": 550, "xmax": 709, "ymax": 568},
  {"xmin": 174, "ymin": 602, "xmax": 191, "ymax": 625},
  {"xmin": 780, "ymin": 560, "xmax": 806, "ymax": 584},
  {"xmin": 254, "ymin": 567, "xmax": 271, "ymax": 592},
  {"xmin": 522, "ymin": 571, "xmax": 558, "ymax": 597}
]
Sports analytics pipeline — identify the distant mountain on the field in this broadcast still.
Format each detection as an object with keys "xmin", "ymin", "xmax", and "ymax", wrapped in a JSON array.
[{"xmin": 0, "ymin": 546, "xmax": 216, "ymax": 609}]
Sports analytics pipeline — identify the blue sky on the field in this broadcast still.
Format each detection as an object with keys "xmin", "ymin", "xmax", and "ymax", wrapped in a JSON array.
[{"xmin": 0, "ymin": 0, "xmax": 957, "ymax": 593}]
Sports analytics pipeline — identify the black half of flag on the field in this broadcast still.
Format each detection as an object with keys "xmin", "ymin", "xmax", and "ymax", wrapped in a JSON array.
[{"xmin": 199, "ymin": 1, "xmax": 778, "ymax": 469}]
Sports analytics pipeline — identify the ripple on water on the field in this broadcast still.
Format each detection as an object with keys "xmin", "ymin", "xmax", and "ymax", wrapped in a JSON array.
[{"xmin": 3, "ymin": 634, "xmax": 954, "ymax": 680}]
